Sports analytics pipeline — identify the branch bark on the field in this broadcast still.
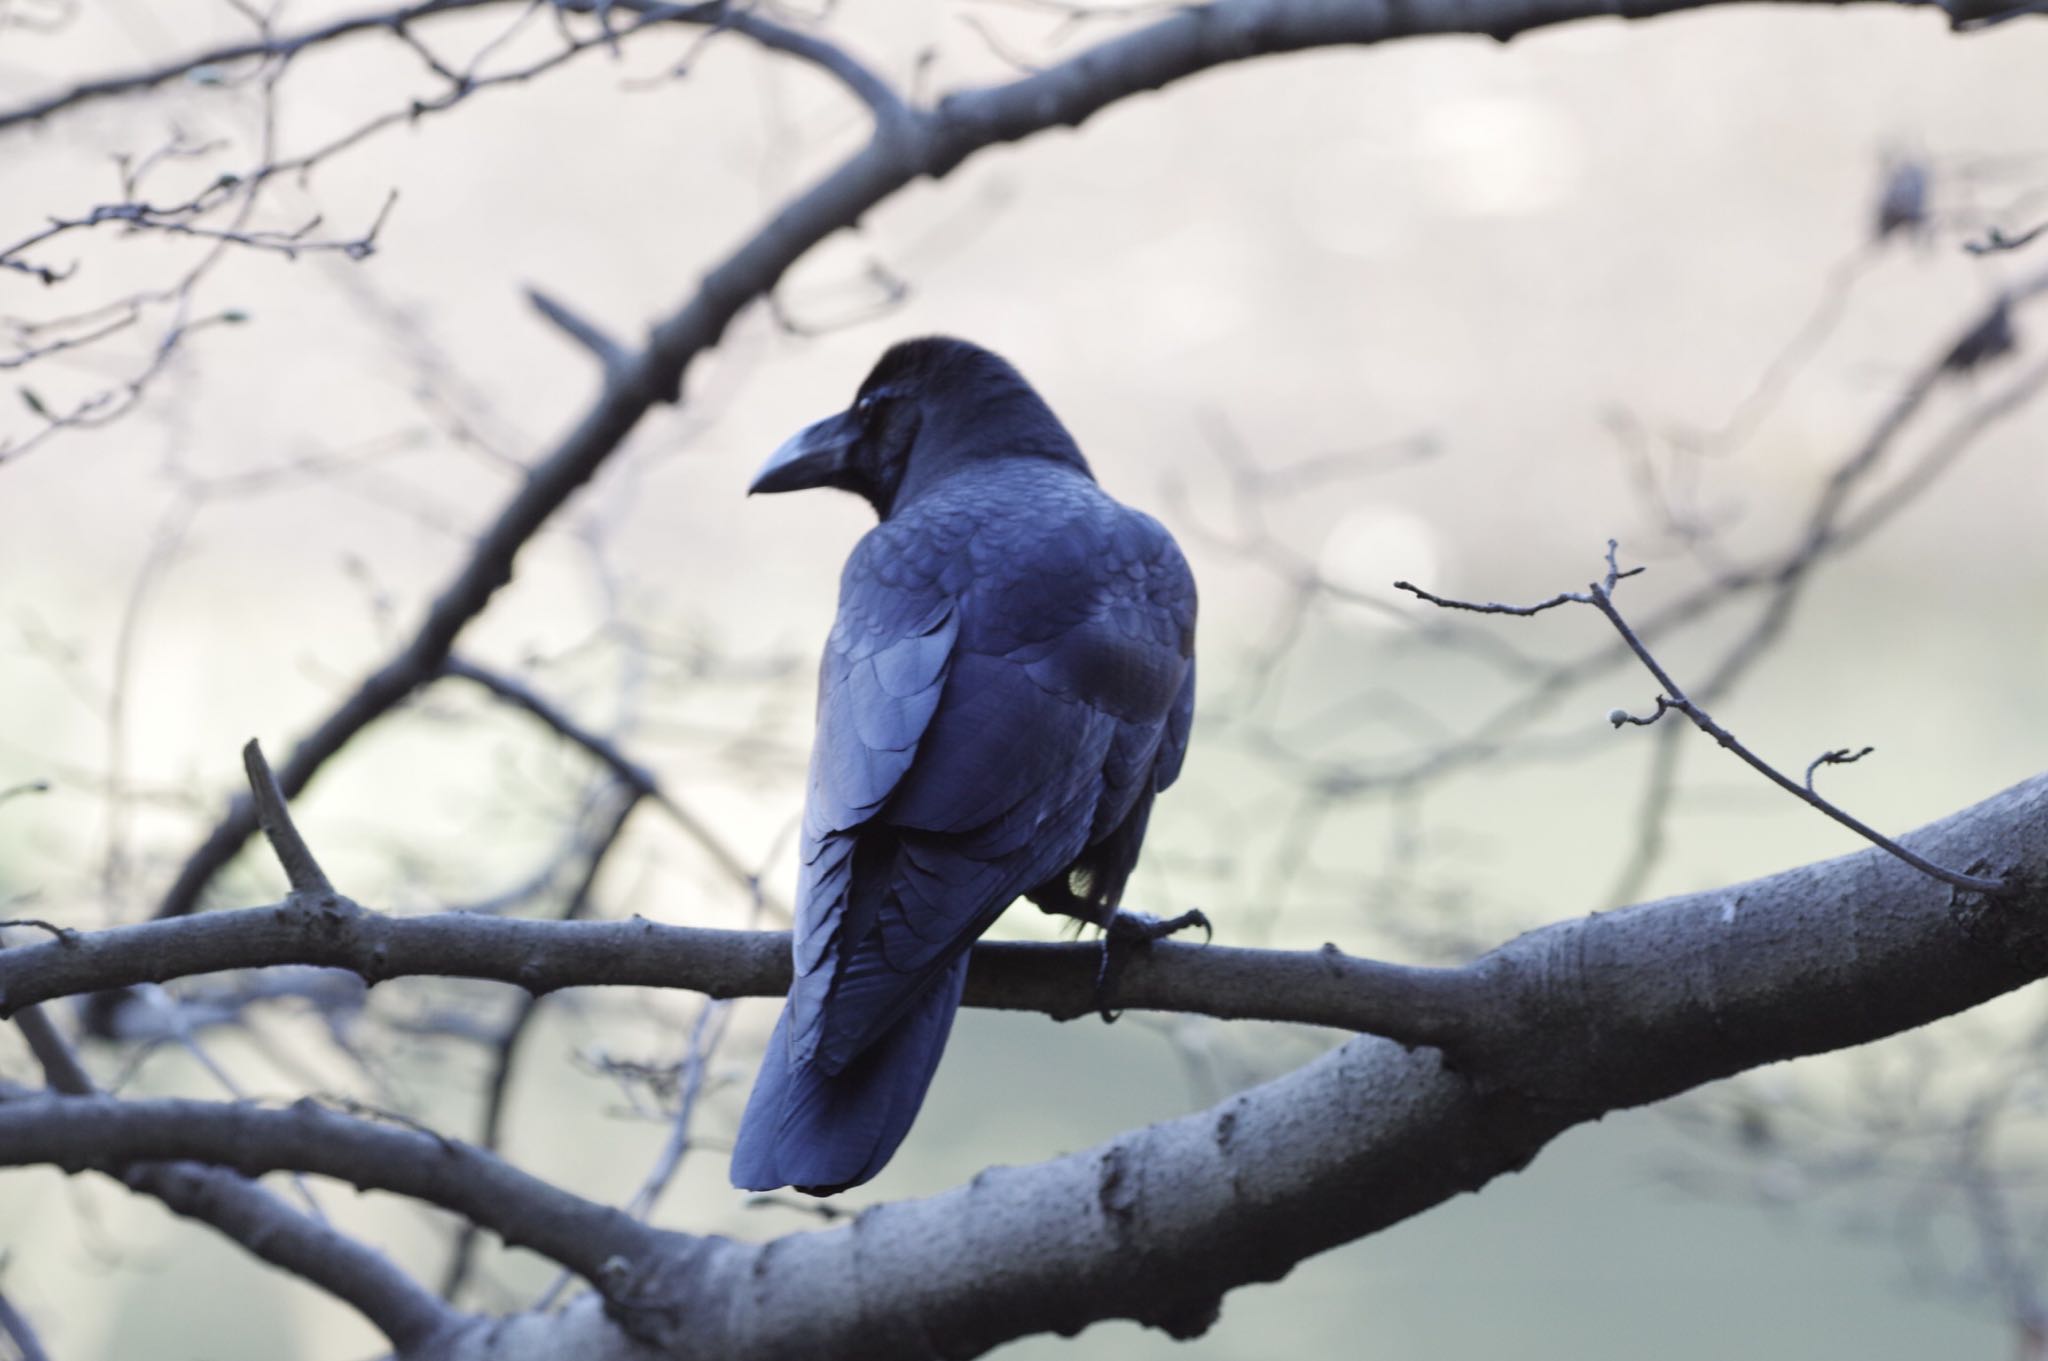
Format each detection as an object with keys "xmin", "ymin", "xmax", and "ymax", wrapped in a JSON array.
[
  {"xmin": 0, "ymin": 1089, "xmax": 696, "ymax": 1303},
  {"xmin": 4, "ymin": 775, "xmax": 2047, "ymax": 1357},
  {"xmin": 3, "ymin": 1006, "xmax": 457, "ymax": 1350},
  {"xmin": 459, "ymin": 771, "xmax": 2048, "ymax": 1359},
  {"xmin": 0, "ymin": 893, "xmax": 1478, "ymax": 1041}
]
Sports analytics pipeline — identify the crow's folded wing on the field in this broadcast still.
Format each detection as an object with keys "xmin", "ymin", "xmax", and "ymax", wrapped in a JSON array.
[
  {"xmin": 789, "ymin": 494, "xmax": 1195, "ymax": 1075},
  {"xmin": 786, "ymin": 534, "xmax": 958, "ymax": 1068}
]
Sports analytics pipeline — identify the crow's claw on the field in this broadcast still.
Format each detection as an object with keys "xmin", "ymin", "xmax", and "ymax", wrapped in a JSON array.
[{"xmin": 1095, "ymin": 908, "xmax": 1212, "ymax": 1022}]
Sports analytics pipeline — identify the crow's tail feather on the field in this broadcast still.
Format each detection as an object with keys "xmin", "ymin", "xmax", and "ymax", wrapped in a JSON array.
[{"xmin": 728, "ymin": 954, "xmax": 970, "ymax": 1195}]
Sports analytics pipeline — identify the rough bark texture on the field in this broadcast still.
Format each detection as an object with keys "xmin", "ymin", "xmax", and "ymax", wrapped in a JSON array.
[{"xmin": 3, "ymin": 776, "xmax": 2045, "ymax": 1358}]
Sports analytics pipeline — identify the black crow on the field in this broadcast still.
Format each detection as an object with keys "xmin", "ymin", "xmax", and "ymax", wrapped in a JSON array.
[{"xmin": 730, "ymin": 337, "xmax": 1202, "ymax": 1195}]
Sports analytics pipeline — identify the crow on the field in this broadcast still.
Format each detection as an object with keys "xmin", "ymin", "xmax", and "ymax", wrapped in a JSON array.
[{"xmin": 730, "ymin": 337, "xmax": 1202, "ymax": 1195}]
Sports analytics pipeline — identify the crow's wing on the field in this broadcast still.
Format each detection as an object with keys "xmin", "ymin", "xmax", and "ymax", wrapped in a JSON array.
[
  {"xmin": 785, "ymin": 517, "xmax": 959, "ymax": 1070},
  {"xmin": 790, "ymin": 480, "xmax": 1194, "ymax": 1074}
]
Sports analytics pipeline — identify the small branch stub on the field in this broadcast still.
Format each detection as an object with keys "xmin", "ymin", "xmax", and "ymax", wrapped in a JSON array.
[
  {"xmin": 524, "ymin": 285, "xmax": 629, "ymax": 378},
  {"xmin": 1805, "ymin": 746, "xmax": 1875, "ymax": 793},
  {"xmin": 242, "ymin": 740, "xmax": 333, "ymax": 897}
]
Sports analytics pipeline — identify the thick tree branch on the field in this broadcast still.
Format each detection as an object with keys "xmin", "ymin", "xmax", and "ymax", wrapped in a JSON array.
[
  {"xmin": 4, "ymin": 1005, "xmax": 455, "ymax": 1349},
  {"xmin": 9, "ymin": 767, "xmax": 2048, "ymax": 1355},
  {"xmin": 529, "ymin": 772, "xmax": 2048, "ymax": 1360},
  {"xmin": 2, "ymin": 774, "xmax": 2042, "ymax": 1054},
  {"xmin": 51, "ymin": 771, "xmax": 2035, "ymax": 1361},
  {"xmin": 10, "ymin": 794, "xmax": 2048, "ymax": 1061},
  {"xmin": 0, "ymin": 1089, "xmax": 699, "ymax": 1306}
]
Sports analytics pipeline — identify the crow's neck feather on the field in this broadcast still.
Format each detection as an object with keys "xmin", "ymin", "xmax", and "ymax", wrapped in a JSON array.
[{"xmin": 887, "ymin": 393, "xmax": 1091, "ymax": 516}]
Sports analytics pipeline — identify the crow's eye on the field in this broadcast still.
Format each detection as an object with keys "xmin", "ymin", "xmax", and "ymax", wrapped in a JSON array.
[{"xmin": 854, "ymin": 389, "xmax": 891, "ymax": 422}]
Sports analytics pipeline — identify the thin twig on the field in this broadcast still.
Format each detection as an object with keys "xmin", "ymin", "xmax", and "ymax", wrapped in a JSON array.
[
  {"xmin": 0, "ymin": 920, "xmax": 76, "ymax": 944},
  {"xmin": 441, "ymin": 782, "xmax": 641, "ymax": 1302},
  {"xmin": 440, "ymin": 657, "xmax": 780, "ymax": 920},
  {"xmin": 1965, "ymin": 219, "xmax": 2048, "ymax": 256},
  {"xmin": 1398, "ymin": 542, "xmax": 2008, "ymax": 897},
  {"xmin": 623, "ymin": 995, "xmax": 730, "ymax": 1220},
  {"xmin": 1805, "ymin": 746, "xmax": 1875, "ymax": 793}
]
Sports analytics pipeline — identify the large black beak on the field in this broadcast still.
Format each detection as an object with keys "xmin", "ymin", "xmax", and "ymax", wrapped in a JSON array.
[{"xmin": 749, "ymin": 408, "xmax": 861, "ymax": 495}]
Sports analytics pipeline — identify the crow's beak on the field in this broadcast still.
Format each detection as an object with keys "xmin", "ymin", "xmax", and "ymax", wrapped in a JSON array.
[{"xmin": 749, "ymin": 409, "xmax": 861, "ymax": 495}]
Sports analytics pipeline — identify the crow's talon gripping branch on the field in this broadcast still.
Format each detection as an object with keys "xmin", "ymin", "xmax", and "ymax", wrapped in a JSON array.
[{"xmin": 1096, "ymin": 908, "xmax": 1212, "ymax": 1022}]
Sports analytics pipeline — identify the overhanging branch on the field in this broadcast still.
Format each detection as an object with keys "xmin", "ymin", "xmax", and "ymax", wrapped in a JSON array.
[{"xmin": 136, "ymin": 0, "xmax": 1993, "ymax": 923}]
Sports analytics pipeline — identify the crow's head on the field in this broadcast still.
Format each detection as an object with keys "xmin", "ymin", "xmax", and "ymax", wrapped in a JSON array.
[{"xmin": 749, "ymin": 336, "xmax": 1089, "ymax": 517}]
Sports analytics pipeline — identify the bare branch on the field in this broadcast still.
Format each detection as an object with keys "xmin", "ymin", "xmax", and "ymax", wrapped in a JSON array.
[
  {"xmin": 0, "ymin": 187, "xmax": 394, "ymax": 281},
  {"xmin": 0, "ymin": 1090, "xmax": 689, "ymax": 1304},
  {"xmin": 0, "ymin": 893, "xmax": 1476, "ymax": 1046},
  {"xmin": 8, "ymin": 770, "xmax": 2048, "ymax": 1356},
  {"xmin": 52, "ymin": 772, "xmax": 2047, "ymax": 1361},
  {"xmin": 621, "ymin": 995, "xmax": 734, "ymax": 1220},
  {"xmin": 0, "ymin": 0, "xmax": 904, "ymax": 131},
  {"xmin": 134, "ymin": 1, "xmax": 2048, "ymax": 930},
  {"xmin": 1267, "ymin": 268, "xmax": 2048, "ymax": 835},
  {"xmin": 0, "ymin": 919, "xmax": 75, "ymax": 944},
  {"xmin": 440, "ymin": 656, "xmax": 780, "ymax": 918},
  {"xmin": 1942, "ymin": 296, "xmax": 2019, "ymax": 374},
  {"xmin": 10, "ymin": 777, "xmax": 2048, "ymax": 1052},
  {"xmin": 442, "ymin": 782, "xmax": 641, "ymax": 1302},
  {"xmin": 1401, "ymin": 544, "xmax": 2008, "ymax": 897},
  {"xmin": 4, "ymin": 1004, "xmax": 453, "ymax": 1348},
  {"xmin": 647, "ymin": 773, "xmax": 2048, "ymax": 1359}
]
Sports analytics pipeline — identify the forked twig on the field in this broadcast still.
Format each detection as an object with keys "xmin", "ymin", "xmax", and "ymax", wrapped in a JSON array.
[{"xmin": 1397, "ymin": 542, "xmax": 2008, "ymax": 897}]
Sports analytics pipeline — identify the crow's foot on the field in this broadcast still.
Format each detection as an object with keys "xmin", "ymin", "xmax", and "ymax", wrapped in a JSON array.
[{"xmin": 1095, "ymin": 908, "xmax": 1211, "ymax": 1022}]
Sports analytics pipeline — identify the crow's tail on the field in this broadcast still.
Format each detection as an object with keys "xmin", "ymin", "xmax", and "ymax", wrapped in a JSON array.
[{"xmin": 728, "ymin": 954, "xmax": 970, "ymax": 1195}]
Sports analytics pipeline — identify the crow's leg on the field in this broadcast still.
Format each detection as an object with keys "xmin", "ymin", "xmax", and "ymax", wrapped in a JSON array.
[
  {"xmin": 1026, "ymin": 878, "xmax": 1097, "ymax": 932},
  {"xmin": 1095, "ymin": 908, "xmax": 1211, "ymax": 1023},
  {"xmin": 1027, "ymin": 877, "xmax": 1210, "ymax": 1019}
]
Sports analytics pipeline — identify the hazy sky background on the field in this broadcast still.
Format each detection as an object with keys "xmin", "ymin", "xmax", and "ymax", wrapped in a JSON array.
[{"xmin": 3, "ymin": 2, "xmax": 2047, "ymax": 1357}]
